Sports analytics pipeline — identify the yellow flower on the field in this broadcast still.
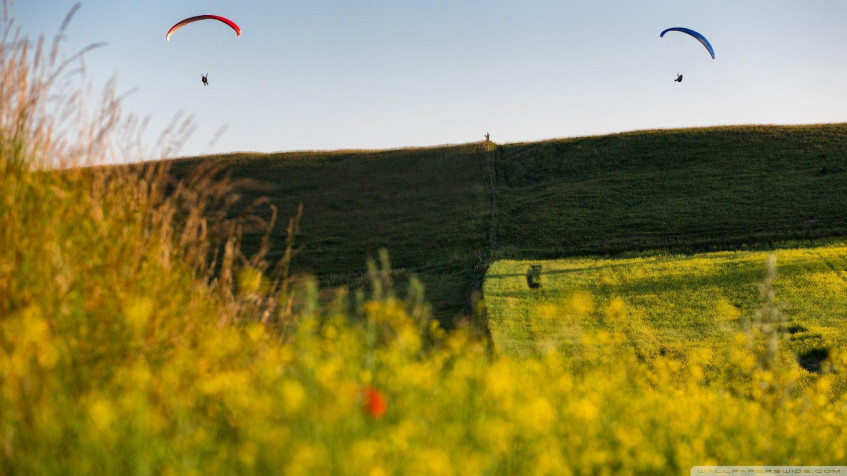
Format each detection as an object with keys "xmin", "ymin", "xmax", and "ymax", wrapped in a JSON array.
[
  {"xmin": 536, "ymin": 448, "xmax": 570, "ymax": 476},
  {"xmin": 281, "ymin": 380, "xmax": 306, "ymax": 413},
  {"xmin": 246, "ymin": 322, "xmax": 265, "ymax": 342},
  {"xmin": 614, "ymin": 426, "xmax": 644, "ymax": 450},
  {"xmin": 568, "ymin": 290, "xmax": 595, "ymax": 318},
  {"xmin": 604, "ymin": 297, "xmax": 626, "ymax": 323},
  {"xmin": 481, "ymin": 419, "xmax": 513, "ymax": 454},
  {"xmin": 518, "ymin": 397, "xmax": 555, "ymax": 433},
  {"xmin": 418, "ymin": 448, "xmax": 452, "ymax": 476},
  {"xmin": 396, "ymin": 326, "xmax": 422, "ymax": 354},
  {"xmin": 88, "ymin": 397, "xmax": 114, "ymax": 432},
  {"xmin": 485, "ymin": 360, "xmax": 516, "ymax": 401},
  {"xmin": 715, "ymin": 298, "xmax": 741, "ymax": 321},
  {"xmin": 124, "ymin": 297, "xmax": 153, "ymax": 336},
  {"xmin": 572, "ymin": 397, "xmax": 599, "ymax": 423},
  {"xmin": 286, "ymin": 445, "xmax": 324, "ymax": 475},
  {"xmin": 352, "ymin": 439, "xmax": 383, "ymax": 472},
  {"xmin": 369, "ymin": 467, "xmax": 389, "ymax": 476},
  {"xmin": 428, "ymin": 319, "xmax": 446, "ymax": 340}
]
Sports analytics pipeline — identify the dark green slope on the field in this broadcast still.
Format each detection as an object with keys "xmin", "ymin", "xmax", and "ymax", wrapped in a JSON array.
[
  {"xmin": 170, "ymin": 123, "xmax": 847, "ymax": 322},
  {"xmin": 491, "ymin": 124, "xmax": 847, "ymax": 258},
  {"xmin": 171, "ymin": 144, "xmax": 492, "ymax": 323}
]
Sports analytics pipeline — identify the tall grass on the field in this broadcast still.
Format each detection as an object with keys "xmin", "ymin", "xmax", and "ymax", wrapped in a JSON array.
[{"xmin": 3, "ymin": 4, "xmax": 847, "ymax": 473}]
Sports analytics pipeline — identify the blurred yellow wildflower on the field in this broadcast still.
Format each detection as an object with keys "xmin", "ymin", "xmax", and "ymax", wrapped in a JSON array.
[{"xmin": 568, "ymin": 290, "xmax": 595, "ymax": 318}]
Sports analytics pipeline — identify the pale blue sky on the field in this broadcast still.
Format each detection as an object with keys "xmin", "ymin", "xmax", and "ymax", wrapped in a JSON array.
[{"xmin": 13, "ymin": 1, "xmax": 847, "ymax": 158}]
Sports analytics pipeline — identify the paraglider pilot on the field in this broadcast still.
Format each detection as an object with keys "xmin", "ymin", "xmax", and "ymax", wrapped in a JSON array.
[
  {"xmin": 202, "ymin": 74, "xmax": 209, "ymax": 86},
  {"xmin": 674, "ymin": 73, "xmax": 683, "ymax": 83}
]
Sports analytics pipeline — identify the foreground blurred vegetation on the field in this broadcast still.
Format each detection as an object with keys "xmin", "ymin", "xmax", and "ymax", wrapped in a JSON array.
[{"xmin": 2, "ymin": 4, "xmax": 847, "ymax": 474}]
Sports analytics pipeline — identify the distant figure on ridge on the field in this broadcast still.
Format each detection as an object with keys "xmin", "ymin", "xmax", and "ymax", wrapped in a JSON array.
[
  {"xmin": 202, "ymin": 74, "xmax": 209, "ymax": 86},
  {"xmin": 674, "ymin": 73, "xmax": 683, "ymax": 83},
  {"xmin": 485, "ymin": 132, "xmax": 490, "ymax": 143}
]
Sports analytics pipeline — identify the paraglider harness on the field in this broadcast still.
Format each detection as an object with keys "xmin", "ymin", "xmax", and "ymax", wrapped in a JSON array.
[
  {"xmin": 674, "ymin": 73, "xmax": 683, "ymax": 83},
  {"xmin": 202, "ymin": 74, "xmax": 209, "ymax": 86}
]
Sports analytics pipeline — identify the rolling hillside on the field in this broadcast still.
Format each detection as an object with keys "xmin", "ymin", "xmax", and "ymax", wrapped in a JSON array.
[
  {"xmin": 170, "ymin": 144, "xmax": 492, "ymax": 321},
  {"xmin": 170, "ymin": 123, "xmax": 847, "ymax": 323},
  {"xmin": 491, "ymin": 124, "xmax": 847, "ymax": 257}
]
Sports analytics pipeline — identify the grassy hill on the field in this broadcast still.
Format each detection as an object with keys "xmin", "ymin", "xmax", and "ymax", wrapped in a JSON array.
[
  {"xmin": 170, "ymin": 145, "xmax": 492, "ymax": 322},
  {"xmin": 170, "ymin": 123, "xmax": 847, "ymax": 323},
  {"xmin": 491, "ymin": 124, "xmax": 847, "ymax": 257}
]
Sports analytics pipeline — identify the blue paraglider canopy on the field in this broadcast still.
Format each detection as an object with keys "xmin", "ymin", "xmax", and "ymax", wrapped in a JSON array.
[{"xmin": 660, "ymin": 27, "xmax": 715, "ymax": 59}]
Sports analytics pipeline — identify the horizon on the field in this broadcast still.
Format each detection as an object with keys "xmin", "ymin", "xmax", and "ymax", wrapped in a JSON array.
[
  {"xmin": 169, "ymin": 121, "xmax": 847, "ymax": 159},
  {"xmin": 13, "ymin": 1, "xmax": 847, "ymax": 160}
]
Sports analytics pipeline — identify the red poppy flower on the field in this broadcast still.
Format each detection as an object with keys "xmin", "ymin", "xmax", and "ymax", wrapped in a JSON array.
[{"xmin": 363, "ymin": 386, "xmax": 387, "ymax": 418}]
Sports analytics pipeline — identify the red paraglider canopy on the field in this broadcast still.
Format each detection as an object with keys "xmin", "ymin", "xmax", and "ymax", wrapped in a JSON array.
[{"xmin": 166, "ymin": 15, "xmax": 241, "ymax": 41}]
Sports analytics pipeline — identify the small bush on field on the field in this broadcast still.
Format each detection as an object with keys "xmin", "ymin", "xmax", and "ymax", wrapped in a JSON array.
[
  {"xmin": 526, "ymin": 264, "xmax": 542, "ymax": 289},
  {"xmin": 2, "ymin": 4, "xmax": 847, "ymax": 473}
]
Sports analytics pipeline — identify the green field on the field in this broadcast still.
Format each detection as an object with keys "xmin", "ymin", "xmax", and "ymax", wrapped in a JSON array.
[
  {"xmin": 170, "ymin": 124, "xmax": 847, "ymax": 324},
  {"xmin": 484, "ymin": 243, "xmax": 847, "ymax": 367}
]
